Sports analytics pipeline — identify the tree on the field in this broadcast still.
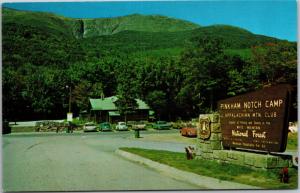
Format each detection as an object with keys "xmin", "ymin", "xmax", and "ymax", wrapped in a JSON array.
[
  {"xmin": 178, "ymin": 36, "xmax": 231, "ymax": 115},
  {"xmin": 252, "ymin": 41, "xmax": 297, "ymax": 120},
  {"xmin": 227, "ymin": 56, "xmax": 262, "ymax": 96},
  {"xmin": 19, "ymin": 66, "xmax": 68, "ymax": 119},
  {"xmin": 72, "ymin": 81, "xmax": 104, "ymax": 111},
  {"xmin": 2, "ymin": 67, "xmax": 26, "ymax": 122},
  {"xmin": 145, "ymin": 90, "xmax": 167, "ymax": 120},
  {"xmin": 135, "ymin": 57, "xmax": 183, "ymax": 120},
  {"xmin": 115, "ymin": 62, "xmax": 138, "ymax": 122},
  {"xmin": 251, "ymin": 41, "xmax": 297, "ymax": 85}
]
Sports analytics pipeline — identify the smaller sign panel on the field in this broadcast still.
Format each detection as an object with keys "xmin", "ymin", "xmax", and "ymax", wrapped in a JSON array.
[
  {"xmin": 218, "ymin": 84, "xmax": 292, "ymax": 152},
  {"xmin": 199, "ymin": 117, "xmax": 211, "ymax": 140},
  {"xmin": 67, "ymin": 113, "xmax": 73, "ymax": 122}
]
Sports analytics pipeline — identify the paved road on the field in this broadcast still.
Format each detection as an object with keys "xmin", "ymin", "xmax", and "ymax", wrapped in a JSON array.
[{"xmin": 2, "ymin": 131, "xmax": 202, "ymax": 191}]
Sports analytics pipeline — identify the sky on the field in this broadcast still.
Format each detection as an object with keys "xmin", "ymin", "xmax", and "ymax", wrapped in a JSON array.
[{"xmin": 2, "ymin": 0, "xmax": 297, "ymax": 41}]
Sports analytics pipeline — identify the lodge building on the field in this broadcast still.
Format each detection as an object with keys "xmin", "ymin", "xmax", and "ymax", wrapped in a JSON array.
[{"xmin": 89, "ymin": 96, "xmax": 153, "ymax": 123}]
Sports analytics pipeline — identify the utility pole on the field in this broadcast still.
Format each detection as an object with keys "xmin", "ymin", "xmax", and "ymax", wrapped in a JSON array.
[
  {"xmin": 66, "ymin": 85, "xmax": 73, "ymax": 122},
  {"xmin": 68, "ymin": 86, "xmax": 72, "ymax": 113}
]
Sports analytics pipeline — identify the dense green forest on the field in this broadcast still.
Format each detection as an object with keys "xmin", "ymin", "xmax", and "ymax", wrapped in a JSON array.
[{"xmin": 2, "ymin": 8, "xmax": 297, "ymax": 121}]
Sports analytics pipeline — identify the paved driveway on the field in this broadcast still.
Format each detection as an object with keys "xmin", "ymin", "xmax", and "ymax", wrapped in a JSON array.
[{"xmin": 2, "ymin": 131, "xmax": 202, "ymax": 191}]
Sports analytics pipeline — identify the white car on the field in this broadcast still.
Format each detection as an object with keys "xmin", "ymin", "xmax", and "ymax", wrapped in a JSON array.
[
  {"xmin": 116, "ymin": 122, "xmax": 128, "ymax": 131},
  {"xmin": 133, "ymin": 121, "xmax": 147, "ymax": 130},
  {"xmin": 83, "ymin": 122, "xmax": 98, "ymax": 132}
]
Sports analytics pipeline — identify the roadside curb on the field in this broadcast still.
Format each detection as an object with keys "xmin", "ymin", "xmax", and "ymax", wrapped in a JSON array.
[{"xmin": 115, "ymin": 149, "xmax": 261, "ymax": 190}]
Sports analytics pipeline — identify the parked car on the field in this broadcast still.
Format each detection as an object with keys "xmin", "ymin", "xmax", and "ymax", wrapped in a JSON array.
[
  {"xmin": 83, "ymin": 122, "xmax": 98, "ymax": 132},
  {"xmin": 2, "ymin": 120, "xmax": 11, "ymax": 134},
  {"xmin": 133, "ymin": 121, "xmax": 147, "ymax": 130},
  {"xmin": 153, "ymin": 121, "xmax": 172, "ymax": 130},
  {"xmin": 180, "ymin": 127, "xmax": 197, "ymax": 137},
  {"xmin": 125, "ymin": 121, "xmax": 134, "ymax": 129},
  {"xmin": 116, "ymin": 122, "xmax": 128, "ymax": 131},
  {"xmin": 99, "ymin": 122, "xmax": 112, "ymax": 131}
]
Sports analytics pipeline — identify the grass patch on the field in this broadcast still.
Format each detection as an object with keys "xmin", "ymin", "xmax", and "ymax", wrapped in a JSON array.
[
  {"xmin": 287, "ymin": 132, "xmax": 298, "ymax": 151},
  {"xmin": 120, "ymin": 147, "xmax": 298, "ymax": 189},
  {"xmin": 139, "ymin": 132, "xmax": 197, "ymax": 144}
]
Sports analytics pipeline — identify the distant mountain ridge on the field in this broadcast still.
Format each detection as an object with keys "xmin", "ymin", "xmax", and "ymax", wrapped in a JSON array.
[
  {"xmin": 78, "ymin": 13, "xmax": 200, "ymax": 37},
  {"xmin": 3, "ymin": 8, "xmax": 200, "ymax": 38},
  {"xmin": 3, "ymin": 7, "xmax": 280, "ymax": 42},
  {"xmin": 2, "ymin": 7, "xmax": 283, "ymax": 68}
]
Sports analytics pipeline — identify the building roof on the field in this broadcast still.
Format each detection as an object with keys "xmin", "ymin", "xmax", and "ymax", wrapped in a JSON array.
[
  {"xmin": 90, "ymin": 96, "xmax": 150, "ymax": 111},
  {"xmin": 149, "ymin": 110, "xmax": 155, "ymax": 116}
]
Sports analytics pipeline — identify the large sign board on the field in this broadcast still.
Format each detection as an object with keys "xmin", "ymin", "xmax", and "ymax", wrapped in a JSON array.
[{"xmin": 218, "ymin": 84, "xmax": 292, "ymax": 152}]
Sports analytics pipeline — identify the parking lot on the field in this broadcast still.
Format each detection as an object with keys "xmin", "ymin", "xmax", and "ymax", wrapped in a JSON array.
[{"xmin": 2, "ymin": 130, "xmax": 201, "ymax": 191}]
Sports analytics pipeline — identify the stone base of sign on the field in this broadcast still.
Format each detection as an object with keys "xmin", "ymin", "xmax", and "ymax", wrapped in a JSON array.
[
  {"xmin": 196, "ymin": 113, "xmax": 294, "ymax": 170},
  {"xmin": 197, "ymin": 113, "xmax": 222, "ymax": 154},
  {"xmin": 195, "ymin": 149, "xmax": 293, "ymax": 170}
]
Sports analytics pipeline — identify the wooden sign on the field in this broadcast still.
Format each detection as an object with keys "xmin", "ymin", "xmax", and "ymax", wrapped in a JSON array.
[{"xmin": 218, "ymin": 84, "xmax": 292, "ymax": 152}]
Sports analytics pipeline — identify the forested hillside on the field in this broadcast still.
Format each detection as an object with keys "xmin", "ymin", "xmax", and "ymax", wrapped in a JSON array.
[{"xmin": 2, "ymin": 8, "xmax": 297, "ymax": 121}]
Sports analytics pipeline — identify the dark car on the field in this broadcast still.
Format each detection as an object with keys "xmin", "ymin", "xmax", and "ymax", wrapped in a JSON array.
[
  {"xmin": 180, "ymin": 127, "xmax": 197, "ymax": 137},
  {"xmin": 2, "ymin": 120, "xmax": 11, "ymax": 134},
  {"xmin": 153, "ymin": 121, "xmax": 172, "ymax": 130},
  {"xmin": 99, "ymin": 122, "xmax": 112, "ymax": 131}
]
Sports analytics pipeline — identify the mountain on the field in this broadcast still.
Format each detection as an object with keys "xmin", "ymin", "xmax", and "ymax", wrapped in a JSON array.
[
  {"xmin": 79, "ymin": 14, "xmax": 200, "ymax": 37},
  {"xmin": 2, "ymin": 7, "xmax": 282, "ymax": 67},
  {"xmin": 2, "ymin": 8, "xmax": 85, "ymax": 67},
  {"xmin": 81, "ymin": 25, "xmax": 279, "ymax": 54},
  {"xmin": 2, "ymin": 8, "xmax": 75, "ymax": 37},
  {"xmin": 2, "ymin": 8, "xmax": 200, "ymax": 38}
]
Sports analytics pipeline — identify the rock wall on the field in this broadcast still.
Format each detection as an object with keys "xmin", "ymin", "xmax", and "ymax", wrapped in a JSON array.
[{"xmin": 196, "ymin": 114, "xmax": 222, "ymax": 156}]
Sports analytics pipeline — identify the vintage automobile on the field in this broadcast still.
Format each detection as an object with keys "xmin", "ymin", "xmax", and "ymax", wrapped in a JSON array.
[
  {"xmin": 180, "ymin": 127, "xmax": 197, "ymax": 137},
  {"xmin": 126, "ymin": 121, "xmax": 136, "ymax": 129},
  {"xmin": 153, "ymin": 121, "xmax": 172, "ymax": 130},
  {"xmin": 115, "ymin": 122, "xmax": 128, "ymax": 131},
  {"xmin": 99, "ymin": 122, "xmax": 112, "ymax": 131},
  {"xmin": 2, "ymin": 120, "xmax": 11, "ymax": 134},
  {"xmin": 83, "ymin": 122, "xmax": 98, "ymax": 132},
  {"xmin": 133, "ymin": 121, "xmax": 147, "ymax": 130}
]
